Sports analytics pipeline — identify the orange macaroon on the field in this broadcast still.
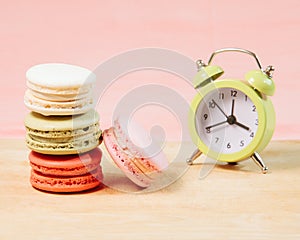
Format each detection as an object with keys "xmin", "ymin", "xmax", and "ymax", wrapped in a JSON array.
[{"xmin": 29, "ymin": 148, "xmax": 103, "ymax": 193}]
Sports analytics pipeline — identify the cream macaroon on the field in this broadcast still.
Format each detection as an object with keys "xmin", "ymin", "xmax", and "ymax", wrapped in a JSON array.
[{"xmin": 24, "ymin": 63, "xmax": 96, "ymax": 116}]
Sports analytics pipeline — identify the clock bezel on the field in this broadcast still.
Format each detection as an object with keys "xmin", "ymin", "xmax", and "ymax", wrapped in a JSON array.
[{"xmin": 189, "ymin": 79, "xmax": 267, "ymax": 162}]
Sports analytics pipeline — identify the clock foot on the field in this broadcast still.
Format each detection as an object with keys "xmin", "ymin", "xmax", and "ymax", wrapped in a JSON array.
[
  {"xmin": 251, "ymin": 152, "xmax": 268, "ymax": 174},
  {"xmin": 186, "ymin": 149, "xmax": 202, "ymax": 165},
  {"xmin": 227, "ymin": 162, "xmax": 238, "ymax": 165}
]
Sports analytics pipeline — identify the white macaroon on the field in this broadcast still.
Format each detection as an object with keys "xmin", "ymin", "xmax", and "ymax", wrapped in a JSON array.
[{"xmin": 24, "ymin": 63, "xmax": 96, "ymax": 116}]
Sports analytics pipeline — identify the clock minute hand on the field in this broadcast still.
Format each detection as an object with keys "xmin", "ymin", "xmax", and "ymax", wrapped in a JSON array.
[
  {"xmin": 211, "ymin": 98, "xmax": 250, "ymax": 131},
  {"xmin": 226, "ymin": 115, "xmax": 250, "ymax": 131},
  {"xmin": 228, "ymin": 99, "xmax": 250, "ymax": 131},
  {"xmin": 231, "ymin": 99, "xmax": 235, "ymax": 116},
  {"xmin": 206, "ymin": 120, "xmax": 227, "ymax": 131}
]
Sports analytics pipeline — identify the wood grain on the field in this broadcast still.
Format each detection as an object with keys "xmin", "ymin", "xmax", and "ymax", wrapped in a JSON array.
[{"xmin": 0, "ymin": 139, "xmax": 299, "ymax": 239}]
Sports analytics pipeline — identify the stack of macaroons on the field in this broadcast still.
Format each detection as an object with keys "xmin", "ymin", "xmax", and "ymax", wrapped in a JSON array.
[{"xmin": 24, "ymin": 63, "xmax": 103, "ymax": 193}]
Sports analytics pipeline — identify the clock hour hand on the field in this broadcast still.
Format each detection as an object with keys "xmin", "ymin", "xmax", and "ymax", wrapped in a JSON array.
[
  {"xmin": 212, "ymin": 98, "xmax": 250, "ymax": 131},
  {"xmin": 228, "ymin": 99, "xmax": 250, "ymax": 131},
  {"xmin": 206, "ymin": 120, "xmax": 227, "ymax": 131},
  {"xmin": 235, "ymin": 121, "xmax": 250, "ymax": 131},
  {"xmin": 226, "ymin": 115, "xmax": 250, "ymax": 131}
]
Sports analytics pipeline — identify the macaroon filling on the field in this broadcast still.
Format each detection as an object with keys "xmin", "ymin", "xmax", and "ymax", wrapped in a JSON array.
[
  {"xmin": 26, "ymin": 81, "xmax": 92, "ymax": 95},
  {"xmin": 24, "ymin": 89, "xmax": 93, "ymax": 109},
  {"xmin": 25, "ymin": 123, "xmax": 100, "ymax": 138}
]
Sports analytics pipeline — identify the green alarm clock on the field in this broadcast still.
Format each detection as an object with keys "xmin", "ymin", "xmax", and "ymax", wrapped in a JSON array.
[{"xmin": 188, "ymin": 48, "xmax": 275, "ymax": 173}]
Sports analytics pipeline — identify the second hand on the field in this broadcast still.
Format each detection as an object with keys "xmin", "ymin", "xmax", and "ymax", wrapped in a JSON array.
[{"xmin": 212, "ymin": 99, "xmax": 228, "ymax": 118}]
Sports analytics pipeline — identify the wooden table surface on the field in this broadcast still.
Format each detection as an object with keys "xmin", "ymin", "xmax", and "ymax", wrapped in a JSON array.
[{"xmin": 0, "ymin": 139, "xmax": 299, "ymax": 240}]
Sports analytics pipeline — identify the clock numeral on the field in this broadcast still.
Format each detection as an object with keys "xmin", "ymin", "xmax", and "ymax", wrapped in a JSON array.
[
  {"xmin": 208, "ymin": 100, "xmax": 216, "ymax": 109},
  {"xmin": 245, "ymin": 95, "xmax": 248, "ymax": 102},
  {"xmin": 252, "ymin": 105, "xmax": 256, "ymax": 112},
  {"xmin": 240, "ymin": 140, "xmax": 245, "ymax": 147},
  {"xmin": 219, "ymin": 92, "xmax": 224, "ymax": 100},
  {"xmin": 255, "ymin": 119, "xmax": 259, "ymax": 125},
  {"xmin": 231, "ymin": 90, "xmax": 237, "ymax": 97},
  {"xmin": 215, "ymin": 137, "xmax": 219, "ymax": 143},
  {"xmin": 206, "ymin": 128, "xmax": 211, "ymax": 133},
  {"xmin": 227, "ymin": 142, "xmax": 231, "ymax": 149},
  {"xmin": 250, "ymin": 132, "xmax": 254, "ymax": 138},
  {"xmin": 203, "ymin": 113, "xmax": 208, "ymax": 120}
]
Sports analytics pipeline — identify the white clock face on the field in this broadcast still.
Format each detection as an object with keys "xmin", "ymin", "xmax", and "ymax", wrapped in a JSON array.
[{"xmin": 195, "ymin": 87, "xmax": 259, "ymax": 154}]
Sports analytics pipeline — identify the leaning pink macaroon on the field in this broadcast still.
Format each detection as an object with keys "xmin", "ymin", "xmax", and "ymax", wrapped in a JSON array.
[{"xmin": 103, "ymin": 117, "xmax": 169, "ymax": 188}]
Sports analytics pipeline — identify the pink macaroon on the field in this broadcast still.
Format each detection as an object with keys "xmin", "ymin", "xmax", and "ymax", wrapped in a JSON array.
[{"xmin": 103, "ymin": 117, "xmax": 168, "ymax": 188}]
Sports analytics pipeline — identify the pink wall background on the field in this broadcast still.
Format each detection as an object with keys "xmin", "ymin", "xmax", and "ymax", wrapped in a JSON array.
[{"xmin": 0, "ymin": 0, "xmax": 299, "ymax": 140}]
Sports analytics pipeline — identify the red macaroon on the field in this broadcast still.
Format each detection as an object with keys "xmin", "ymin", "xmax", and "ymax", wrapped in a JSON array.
[{"xmin": 29, "ymin": 148, "xmax": 103, "ymax": 193}]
